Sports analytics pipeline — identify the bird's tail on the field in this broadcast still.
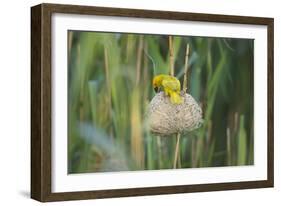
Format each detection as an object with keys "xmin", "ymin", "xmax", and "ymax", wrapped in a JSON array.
[{"xmin": 170, "ymin": 92, "xmax": 183, "ymax": 104}]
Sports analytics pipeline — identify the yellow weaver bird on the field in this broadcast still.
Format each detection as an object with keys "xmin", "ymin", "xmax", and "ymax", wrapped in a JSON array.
[{"xmin": 153, "ymin": 74, "xmax": 183, "ymax": 104}]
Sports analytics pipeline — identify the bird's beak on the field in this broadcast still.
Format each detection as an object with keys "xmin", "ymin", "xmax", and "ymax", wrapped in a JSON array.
[{"xmin": 154, "ymin": 86, "xmax": 159, "ymax": 93}]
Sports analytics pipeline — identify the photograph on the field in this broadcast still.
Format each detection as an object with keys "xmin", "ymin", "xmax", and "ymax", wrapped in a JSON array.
[
  {"xmin": 31, "ymin": 3, "xmax": 274, "ymax": 201},
  {"xmin": 67, "ymin": 30, "xmax": 254, "ymax": 174}
]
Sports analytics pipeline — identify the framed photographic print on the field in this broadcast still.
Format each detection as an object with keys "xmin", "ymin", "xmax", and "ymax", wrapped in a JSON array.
[{"xmin": 31, "ymin": 3, "xmax": 274, "ymax": 202}]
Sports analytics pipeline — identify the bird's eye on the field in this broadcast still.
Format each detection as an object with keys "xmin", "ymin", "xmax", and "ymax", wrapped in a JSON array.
[{"xmin": 154, "ymin": 87, "xmax": 159, "ymax": 93}]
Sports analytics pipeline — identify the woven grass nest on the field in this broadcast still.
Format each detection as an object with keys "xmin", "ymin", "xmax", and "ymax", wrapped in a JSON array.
[{"xmin": 147, "ymin": 92, "xmax": 203, "ymax": 136}]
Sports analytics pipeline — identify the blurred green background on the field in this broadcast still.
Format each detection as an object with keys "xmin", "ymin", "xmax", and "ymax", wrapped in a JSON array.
[{"xmin": 67, "ymin": 30, "xmax": 254, "ymax": 173}]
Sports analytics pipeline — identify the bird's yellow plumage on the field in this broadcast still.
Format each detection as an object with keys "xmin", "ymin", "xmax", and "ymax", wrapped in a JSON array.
[{"xmin": 153, "ymin": 74, "xmax": 183, "ymax": 104}]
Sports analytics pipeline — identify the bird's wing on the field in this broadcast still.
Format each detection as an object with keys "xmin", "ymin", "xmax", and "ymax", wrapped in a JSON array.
[{"xmin": 162, "ymin": 78, "xmax": 181, "ymax": 92}]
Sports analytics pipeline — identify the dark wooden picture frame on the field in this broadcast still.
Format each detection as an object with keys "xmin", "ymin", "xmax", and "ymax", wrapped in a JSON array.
[{"xmin": 31, "ymin": 3, "xmax": 274, "ymax": 202}]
